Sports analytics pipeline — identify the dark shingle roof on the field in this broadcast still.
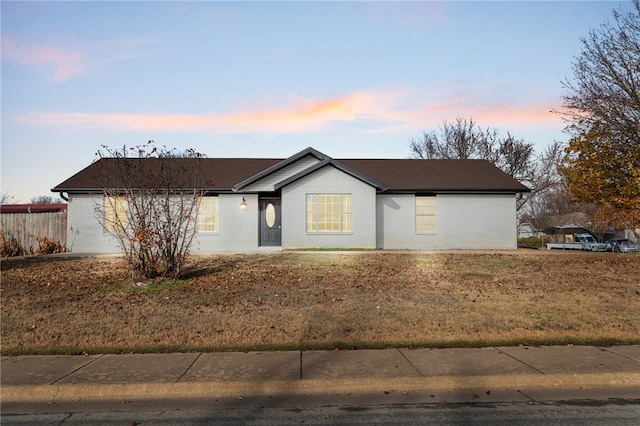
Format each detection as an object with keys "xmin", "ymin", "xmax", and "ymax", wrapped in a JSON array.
[
  {"xmin": 339, "ymin": 159, "xmax": 529, "ymax": 192},
  {"xmin": 52, "ymin": 155, "xmax": 529, "ymax": 194},
  {"xmin": 52, "ymin": 158, "xmax": 282, "ymax": 192}
]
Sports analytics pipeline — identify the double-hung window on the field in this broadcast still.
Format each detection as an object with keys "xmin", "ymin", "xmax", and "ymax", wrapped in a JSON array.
[
  {"xmin": 104, "ymin": 196, "xmax": 127, "ymax": 233},
  {"xmin": 196, "ymin": 196, "xmax": 219, "ymax": 232},
  {"xmin": 306, "ymin": 194, "xmax": 352, "ymax": 233},
  {"xmin": 415, "ymin": 196, "xmax": 436, "ymax": 233}
]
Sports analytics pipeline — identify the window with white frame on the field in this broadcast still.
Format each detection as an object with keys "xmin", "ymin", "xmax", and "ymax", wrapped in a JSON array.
[
  {"xmin": 306, "ymin": 193, "xmax": 352, "ymax": 233},
  {"xmin": 103, "ymin": 196, "xmax": 127, "ymax": 233},
  {"xmin": 415, "ymin": 196, "xmax": 436, "ymax": 233},
  {"xmin": 196, "ymin": 196, "xmax": 219, "ymax": 232}
]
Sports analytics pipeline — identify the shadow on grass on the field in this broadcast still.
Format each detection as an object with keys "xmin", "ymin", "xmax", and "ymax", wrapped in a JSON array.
[{"xmin": 0, "ymin": 255, "xmax": 86, "ymax": 272}]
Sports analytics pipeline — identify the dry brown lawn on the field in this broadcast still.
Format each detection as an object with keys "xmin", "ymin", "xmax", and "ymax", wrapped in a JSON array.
[{"xmin": 1, "ymin": 250, "xmax": 639, "ymax": 354}]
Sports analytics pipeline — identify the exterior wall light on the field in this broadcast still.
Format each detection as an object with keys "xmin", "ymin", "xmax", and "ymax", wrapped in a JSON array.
[{"xmin": 240, "ymin": 197, "xmax": 248, "ymax": 210}]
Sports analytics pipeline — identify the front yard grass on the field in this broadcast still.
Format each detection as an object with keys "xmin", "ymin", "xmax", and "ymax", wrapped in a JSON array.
[{"xmin": 1, "ymin": 250, "xmax": 639, "ymax": 355}]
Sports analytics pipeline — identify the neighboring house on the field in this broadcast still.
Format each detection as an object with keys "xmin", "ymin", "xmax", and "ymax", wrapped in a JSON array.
[
  {"xmin": 517, "ymin": 222, "xmax": 536, "ymax": 239},
  {"xmin": 51, "ymin": 147, "xmax": 529, "ymax": 253}
]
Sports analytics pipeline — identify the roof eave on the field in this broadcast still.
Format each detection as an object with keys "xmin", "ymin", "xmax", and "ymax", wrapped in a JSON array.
[{"xmin": 381, "ymin": 188, "xmax": 530, "ymax": 194}]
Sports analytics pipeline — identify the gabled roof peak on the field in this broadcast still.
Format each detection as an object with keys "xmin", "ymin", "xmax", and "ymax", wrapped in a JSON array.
[
  {"xmin": 233, "ymin": 147, "xmax": 331, "ymax": 191},
  {"xmin": 274, "ymin": 158, "xmax": 388, "ymax": 191}
]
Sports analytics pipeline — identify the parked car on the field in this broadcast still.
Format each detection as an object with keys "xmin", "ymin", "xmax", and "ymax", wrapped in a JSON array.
[
  {"xmin": 546, "ymin": 232, "xmax": 609, "ymax": 251},
  {"xmin": 605, "ymin": 238, "xmax": 640, "ymax": 253}
]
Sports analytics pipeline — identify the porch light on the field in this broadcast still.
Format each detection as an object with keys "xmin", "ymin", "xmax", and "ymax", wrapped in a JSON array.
[{"xmin": 240, "ymin": 197, "xmax": 248, "ymax": 210}]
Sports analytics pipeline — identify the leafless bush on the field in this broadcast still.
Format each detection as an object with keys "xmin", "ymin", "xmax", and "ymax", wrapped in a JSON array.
[
  {"xmin": 93, "ymin": 141, "xmax": 207, "ymax": 281},
  {"xmin": 0, "ymin": 231, "xmax": 22, "ymax": 257},
  {"xmin": 35, "ymin": 236, "xmax": 66, "ymax": 255}
]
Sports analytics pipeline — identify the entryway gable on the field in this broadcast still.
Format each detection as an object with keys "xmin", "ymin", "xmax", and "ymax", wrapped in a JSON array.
[
  {"xmin": 232, "ymin": 147, "xmax": 329, "ymax": 192},
  {"xmin": 275, "ymin": 159, "xmax": 388, "ymax": 192},
  {"xmin": 240, "ymin": 155, "xmax": 322, "ymax": 192},
  {"xmin": 232, "ymin": 147, "xmax": 331, "ymax": 192}
]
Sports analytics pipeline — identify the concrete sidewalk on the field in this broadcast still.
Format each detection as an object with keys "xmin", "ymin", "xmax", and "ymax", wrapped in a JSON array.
[{"xmin": 2, "ymin": 346, "xmax": 639, "ymax": 412}]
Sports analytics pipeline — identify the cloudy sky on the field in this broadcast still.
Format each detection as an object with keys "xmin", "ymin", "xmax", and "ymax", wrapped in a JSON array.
[{"xmin": 1, "ymin": 0, "xmax": 630, "ymax": 202}]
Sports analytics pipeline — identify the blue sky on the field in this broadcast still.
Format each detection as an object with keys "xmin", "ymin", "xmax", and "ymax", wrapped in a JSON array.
[{"xmin": 1, "ymin": 1, "xmax": 631, "ymax": 202}]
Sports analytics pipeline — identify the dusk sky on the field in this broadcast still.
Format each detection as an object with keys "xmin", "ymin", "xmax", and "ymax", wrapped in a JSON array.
[{"xmin": 1, "ymin": 1, "xmax": 631, "ymax": 202}]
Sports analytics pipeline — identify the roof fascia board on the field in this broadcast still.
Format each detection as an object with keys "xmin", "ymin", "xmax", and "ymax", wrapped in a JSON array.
[
  {"xmin": 232, "ymin": 147, "xmax": 329, "ymax": 191},
  {"xmin": 54, "ymin": 187, "xmax": 229, "ymax": 194},
  {"xmin": 382, "ymin": 189, "xmax": 529, "ymax": 194}
]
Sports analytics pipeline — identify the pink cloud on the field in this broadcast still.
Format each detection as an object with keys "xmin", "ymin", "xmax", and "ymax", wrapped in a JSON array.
[
  {"xmin": 377, "ymin": 90, "xmax": 564, "ymax": 135},
  {"xmin": 14, "ymin": 89, "xmax": 563, "ymax": 136},
  {"xmin": 1, "ymin": 36, "xmax": 88, "ymax": 81},
  {"xmin": 15, "ymin": 91, "xmax": 401, "ymax": 133}
]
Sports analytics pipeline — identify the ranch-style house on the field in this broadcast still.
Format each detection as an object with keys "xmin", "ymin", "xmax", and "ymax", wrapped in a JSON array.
[{"xmin": 52, "ymin": 147, "xmax": 529, "ymax": 252}]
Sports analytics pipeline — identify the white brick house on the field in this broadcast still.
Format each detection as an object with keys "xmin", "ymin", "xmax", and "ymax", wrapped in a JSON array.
[{"xmin": 52, "ymin": 147, "xmax": 529, "ymax": 252}]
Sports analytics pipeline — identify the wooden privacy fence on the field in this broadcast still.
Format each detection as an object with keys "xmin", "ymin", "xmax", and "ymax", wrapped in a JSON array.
[{"xmin": 0, "ymin": 212, "xmax": 67, "ymax": 255}]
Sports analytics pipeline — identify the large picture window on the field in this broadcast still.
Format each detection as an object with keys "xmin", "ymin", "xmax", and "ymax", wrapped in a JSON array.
[
  {"xmin": 104, "ymin": 196, "xmax": 127, "ymax": 233},
  {"xmin": 196, "ymin": 196, "xmax": 219, "ymax": 232},
  {"xmin": 306, "ymin": 193, "xmax": 352, "ymax": 233},
  {"xmin": 415, "ymin": 196, "xmax": 436, "ymax": 233}
]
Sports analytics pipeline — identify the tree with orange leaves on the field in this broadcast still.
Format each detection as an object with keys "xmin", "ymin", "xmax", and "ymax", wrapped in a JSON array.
[
  {"xmin": 558, "ymin": 0, "xmax": 640, "ymax": 235},
  {"xmin": 559, "ymin": 124, "xmax": 640, "ymax": 211}
]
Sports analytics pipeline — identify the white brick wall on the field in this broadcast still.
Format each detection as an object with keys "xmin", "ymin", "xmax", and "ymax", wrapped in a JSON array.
[
  {"xmin": 67, "ymin": 180, "xmax": 517, "ymax": 253},
  {"xmin": 193, "ymin": 194, "xmax": 259, "ymax": 252},
  {"xmin": 281, "ymin": 166, "xmax": 377, "ymax": 249},
  {"xmin": 66, "ymin": 194, "xmax": 121, "ymax": 253},
  {"xmin": 377, "ymin": 193, "xmax": 517, "ymax": 249},
  {"xmin": 68, "ymin": 193, "xmax": 262, "ymax": 253}
]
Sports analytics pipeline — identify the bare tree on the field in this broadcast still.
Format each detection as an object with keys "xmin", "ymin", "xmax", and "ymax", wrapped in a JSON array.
[
  {"xmin": 521, "ymin": 140, "xmax": 565, "ymax": 216},
  {"xmin": 409, "ymin": 118, "xmax": 499, "ymax": 160},
  {"xmin": 30, "ymin": 195, "xmax": 63, "ymax": 204},
  {"xmin": 93, "ymin": 141, "xmax": 208, "ymax": 281},
  {"xmin": 409, "ymin": 117, "xmax": 563, "ymax": 211},
  {"xmin": 0, "ymin": 192, "xmax": 16, "ymax": 205},
  {"xmin": 559, "ymin": 0, "xmax": 640, "ymax": 141}
]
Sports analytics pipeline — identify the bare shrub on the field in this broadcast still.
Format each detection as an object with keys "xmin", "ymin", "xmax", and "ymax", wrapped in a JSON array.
[
  {"xmin": 35, "ymin": 236, "xmax": 66, "ymax": 255},
  {"xmin": 93, "ymin": 141, "xmax": 207, "ymax": 281},
  {"xmin": 0, "ymin": 231, "xmax": 22, "ymax": 257}
]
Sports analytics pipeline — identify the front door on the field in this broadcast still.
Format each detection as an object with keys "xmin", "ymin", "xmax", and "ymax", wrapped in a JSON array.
[{"xmin": 259, "ymin": 198, "xmax": 281, "ymax": 246}]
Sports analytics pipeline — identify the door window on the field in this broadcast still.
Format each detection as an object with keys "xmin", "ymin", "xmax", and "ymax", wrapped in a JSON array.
[{"xmin": 265, "ymin": 203, "xmax": 276, "ymax": 228}]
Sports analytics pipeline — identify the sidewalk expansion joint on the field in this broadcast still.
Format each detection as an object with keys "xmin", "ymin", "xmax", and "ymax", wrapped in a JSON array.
[
  {"xmin": 49, "ymin": 354, "xmax": 106, "ymax": 385},
  {"xmin": 596, "ymin": 346, "xmax": 640, "ymax": 364},
  {"xmin": 398, "ymin": 349, "xmax": 424, "ymax": 377},
  {"xmin": 494, "ymin": 346, "xmax": 545, "ymax": 375},
  {"xmin": 177, "ymin": 352, "xmax": 202, "ymax": 383},
  {"xmin": 299, "ymin": 351, "xmax": 303, "ymax": 380}
]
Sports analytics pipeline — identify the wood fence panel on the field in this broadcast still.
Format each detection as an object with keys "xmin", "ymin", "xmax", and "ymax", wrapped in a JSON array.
[{"xmin": 0, "ymin": 212, "xmax": 67, "ymax": 254}]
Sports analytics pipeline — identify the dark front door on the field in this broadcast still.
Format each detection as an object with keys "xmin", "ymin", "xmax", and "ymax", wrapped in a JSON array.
[{"xmin": 260, "ymin": 198, "xmax": 281, "ymax": 246}]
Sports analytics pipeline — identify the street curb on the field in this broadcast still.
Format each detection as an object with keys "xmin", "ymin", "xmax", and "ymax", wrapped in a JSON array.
[{"xmin": 2, "ymin": 373, "xmax": 639, "ymax": 404}]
